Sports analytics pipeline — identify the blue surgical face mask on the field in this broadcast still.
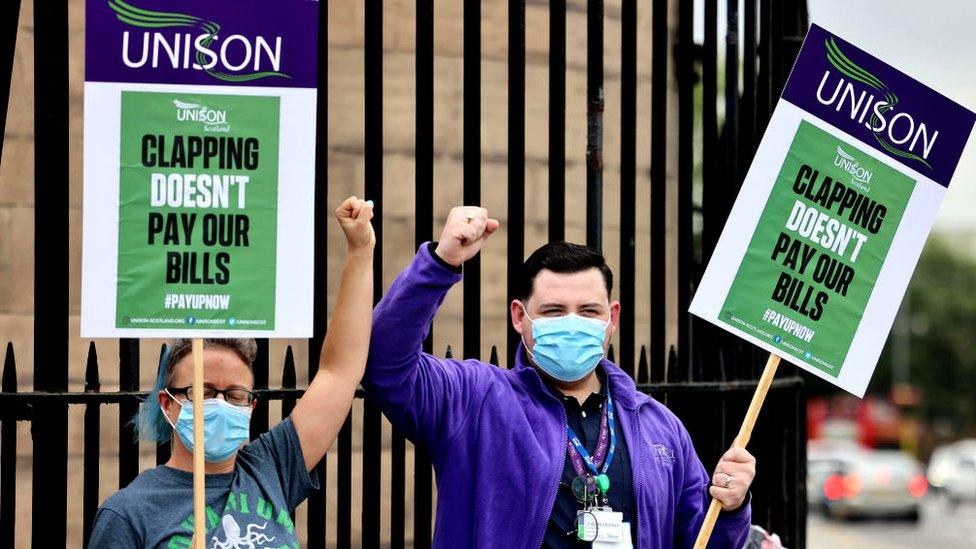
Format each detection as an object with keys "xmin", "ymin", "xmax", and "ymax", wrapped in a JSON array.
[
  {"xmin": 162, "ymin": 390, "xmax": 252, "ymax": 462},
  {"xmin": 522, "ymin": 306, "xmax": 610, "ymax": 382}
]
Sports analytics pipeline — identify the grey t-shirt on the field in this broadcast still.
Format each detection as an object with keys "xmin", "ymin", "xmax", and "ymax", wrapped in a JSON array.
[{"xmin": 89, "ymin": 417, "xmax": 318, "ymax": 548}]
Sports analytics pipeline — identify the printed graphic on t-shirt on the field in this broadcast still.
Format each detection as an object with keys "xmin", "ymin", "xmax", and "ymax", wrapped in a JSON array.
[
  {"xmin": 211, "ymin": 515, "xmax": 273, "ymax": 549},
  {"xmin": 164, "ymin": 489, "xmax": 299, "ymax": 549}
]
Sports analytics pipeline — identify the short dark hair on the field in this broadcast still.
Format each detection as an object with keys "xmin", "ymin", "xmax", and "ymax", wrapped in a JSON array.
[{"xmin": 518, "ymin": 241, "xmax": 613, "ymax": 301}]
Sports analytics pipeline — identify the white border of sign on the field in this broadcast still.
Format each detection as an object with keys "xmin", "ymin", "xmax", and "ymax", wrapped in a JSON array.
[
  {"xmin": 689, "ymin": 100, "xmax": 946, "ymax": 397},
  {"xmin": 81, "ymin": 82, "xmax": 316, "ymax": 338}
]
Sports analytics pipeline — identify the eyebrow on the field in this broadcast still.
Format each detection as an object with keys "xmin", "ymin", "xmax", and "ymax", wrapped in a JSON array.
[
  {"xmin": 536, "ymin": 302, "xmax": 605, "ymax": 309},
  {"xmin": 200, "ymin": 382, "xmax": 252, "ymax": 390}
]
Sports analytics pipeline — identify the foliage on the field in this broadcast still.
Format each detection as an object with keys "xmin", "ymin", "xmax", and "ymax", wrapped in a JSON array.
[{"xmin": 806, "ymin": 237, "xmax": 976, "ymax": 431}]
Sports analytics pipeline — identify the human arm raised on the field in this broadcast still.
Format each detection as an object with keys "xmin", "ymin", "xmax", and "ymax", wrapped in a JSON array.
[
  {"xmin": 290, "ymin": 196, "xmax": 375, "ymax": 471},
  {"xmin": 360, "ymin": 206, "xmax": 500, "ymax": 450}
]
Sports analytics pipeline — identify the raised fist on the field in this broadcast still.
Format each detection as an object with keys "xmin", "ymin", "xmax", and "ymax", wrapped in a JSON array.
[
  {"xmin": 434, "ymin": 206, "xmax": 500, "ymax": 267},
  {"xmin": 335, "ymin": 196, "xmax": 375, "ymax": 255}
]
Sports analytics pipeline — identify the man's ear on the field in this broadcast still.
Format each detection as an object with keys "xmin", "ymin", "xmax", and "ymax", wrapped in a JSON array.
[
  {"xmin": 510, "ymin": 299, "xmax": 527, "ymax": 335},
  {"xmin": 609, "ymin": 301, "xmax": 622, "ymax": 334}
]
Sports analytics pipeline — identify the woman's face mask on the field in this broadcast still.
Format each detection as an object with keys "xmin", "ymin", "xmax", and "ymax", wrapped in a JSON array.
[
  {"xmin": 522, "ymin": 304, "xmax": 611, "ymax": 382},
  {"xmin": 162, "ymin": 390, "xmax": 252, "ymax": 462}
]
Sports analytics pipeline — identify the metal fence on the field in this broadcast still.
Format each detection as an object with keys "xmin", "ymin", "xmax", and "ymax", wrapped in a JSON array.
[{"xmin": 0, "ymin": 0, "xmax": 810, "ymax": 547}]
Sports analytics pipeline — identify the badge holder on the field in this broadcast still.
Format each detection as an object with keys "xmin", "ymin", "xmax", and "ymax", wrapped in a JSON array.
[
  {"xmin": 575, "ymin": 508, "xmax": 600, "ymax": 543},
  {"xmin": 573, "ymin": 473, "xmax": 614, "ymax": 541}
]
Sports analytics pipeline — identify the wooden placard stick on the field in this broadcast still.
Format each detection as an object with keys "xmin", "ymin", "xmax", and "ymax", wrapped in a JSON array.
[
  {"xmin": 191, "ymin": 338, "xmax": 206, "ymax": 549},
  {"xmin": 693, "ymin": 353, "xmax": 781, "ymax": 549}
]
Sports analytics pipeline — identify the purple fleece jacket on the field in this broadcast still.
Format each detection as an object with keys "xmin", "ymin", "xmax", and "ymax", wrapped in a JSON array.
[{"xmin": 363, "ymin": 244, "xmax": 751, "ymax": 548}]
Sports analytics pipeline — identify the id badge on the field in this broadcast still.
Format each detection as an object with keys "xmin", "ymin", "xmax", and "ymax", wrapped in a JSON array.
[
  {"xmin": 591, "ymin": 510, "xmax": 623, "ymax": 543},
  {"xmin": 593, "ymin": 522, "xmax": 633, "ymax": 549},
  {"xmin": 576, "ymin": 510, "xmax": 599, "ymax": 541}
]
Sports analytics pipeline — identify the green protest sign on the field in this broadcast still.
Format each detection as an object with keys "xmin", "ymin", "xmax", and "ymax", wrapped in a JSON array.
[
  {"xmin": 115, "ymin": 91, "xmax": 279, "ymax": 330},
  {"xmin": 82, "ymin": 0, "xmax": 318, "ymax": 338},
  {"xmin": 690, "ymin": 24, "xmax": 975, "ymax": 396},
  {"xmin": 689, "ymin": 24, "xmax": 976, "ymax": 544},
  {"xmin": 719, "ymin": 121, "xmax": 914, "ymax": 375}
]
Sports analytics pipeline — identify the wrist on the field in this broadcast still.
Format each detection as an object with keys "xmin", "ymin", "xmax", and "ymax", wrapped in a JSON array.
[
  {"xmin": 428, "ymin": 242, "xmax": 463, "ymax": 272},
  {"xmin": 346, "ymin": 247, "xmax": 374, "ymax": 260},
  {"xmin": 725, "ymin": 492, "xmax": 751, "ymax": 514},
  {"xmin": 432, "ymin": 243, "xmax": 459, "ymax": 267}
]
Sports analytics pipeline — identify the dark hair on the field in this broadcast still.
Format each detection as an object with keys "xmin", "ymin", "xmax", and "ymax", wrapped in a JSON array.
[
  {"xmin": 134, "ymin": 338, "xmax": 257, "ymax": 443},
  {"xmin": 517, "ymin": 241, "xmax": 614, "ymax": 301}
]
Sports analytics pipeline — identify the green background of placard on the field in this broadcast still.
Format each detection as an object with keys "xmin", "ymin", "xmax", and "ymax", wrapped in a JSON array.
[
  {"xmin": 719, "ymin": 120, "xmax": 915, "ymax": 376},
  {"xmin": 115, "ymin": 91, "xmax": 279, "ymax": 330}
]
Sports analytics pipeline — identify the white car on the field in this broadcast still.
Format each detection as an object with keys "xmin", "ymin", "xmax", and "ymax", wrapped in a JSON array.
[
  {"xmin": 928, "ymin": 439, "xmax": 976, "ymax": 493},
  {"xmin": 821, "ymin": 449, "xmax": 927, "ymax": 522},
  {"xmin": 932, "ymin": 440, "xmax": 976, "ymax": 505}
]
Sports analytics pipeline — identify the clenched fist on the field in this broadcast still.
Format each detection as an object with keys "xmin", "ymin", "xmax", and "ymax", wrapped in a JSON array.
[
  {"xmin": 434, "ymin": 206, "xmax": 500, "ymax": 267},
  {"xmin": 335, "ymin": 196, "xmax": 375, "ymax": 256},
  {"xmin": 709, "ymin": 447, "xmax": 756, "ymax": 511}
]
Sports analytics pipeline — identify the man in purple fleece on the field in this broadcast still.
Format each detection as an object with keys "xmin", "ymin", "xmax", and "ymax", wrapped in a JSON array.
[{"xmin": 364, "ymin": 206, "xmax": 756, "ymax": 548}]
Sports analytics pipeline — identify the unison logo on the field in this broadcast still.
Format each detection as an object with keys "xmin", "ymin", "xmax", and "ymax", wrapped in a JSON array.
[
  {"xmin": 834, "ymin": 146, "xmax": 873, "ymax": 191},
  {"xmin": 108, "ymin": 0, "xmax": 290, "ymax": 83},
  {"xmin": 815, "ymin": 37, "xmax": 937, "ymax": 170},
  {"xmin": 174, "ymin": 99, "xmax": 230, "ymax": 132}
]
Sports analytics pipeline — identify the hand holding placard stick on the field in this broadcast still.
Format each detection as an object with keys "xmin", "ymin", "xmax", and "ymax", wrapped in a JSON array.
[{"xmin": 693, "ymin": 354, "xmax": 780, "ymax": 548}]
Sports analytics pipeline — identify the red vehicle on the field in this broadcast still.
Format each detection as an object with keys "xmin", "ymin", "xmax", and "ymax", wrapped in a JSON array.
[{"xmin": 808, "ymin": 395, "xmax": 903, "ymax": 449}]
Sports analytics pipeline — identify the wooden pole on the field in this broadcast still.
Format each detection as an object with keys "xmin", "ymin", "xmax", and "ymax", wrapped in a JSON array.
[
  {"xmin": 191, "ymin": 338, "xmax": 206, "ymax": 549},
  {"xmin": 693, "ymin": 353, "xmax": 781, "ymax": 548}
]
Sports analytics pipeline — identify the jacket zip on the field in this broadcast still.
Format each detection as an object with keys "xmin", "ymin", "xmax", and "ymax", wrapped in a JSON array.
[
  {"xmin": 632, "ymin": 402, "xmax": 646, "ymax": 549},
  {"xmin": 534, "ymin": 392, "xmax": 569, "ymax": 549}
]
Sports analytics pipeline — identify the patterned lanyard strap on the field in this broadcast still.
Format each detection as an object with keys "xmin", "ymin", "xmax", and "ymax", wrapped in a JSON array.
[{"xmin": 565, "ymin": 392, "xmax": 617, "ymax": 478}]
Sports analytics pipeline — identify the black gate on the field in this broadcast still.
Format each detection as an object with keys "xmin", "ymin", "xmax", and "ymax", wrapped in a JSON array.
[{"xmin": 0, "ymin": 0, "xmax": 809, "ymax": 547}]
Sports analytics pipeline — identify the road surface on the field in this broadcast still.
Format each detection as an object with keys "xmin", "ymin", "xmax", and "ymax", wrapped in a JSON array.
[{"xmin": 807, "ymin": 496, "xmax": 976, "ymax": 548}]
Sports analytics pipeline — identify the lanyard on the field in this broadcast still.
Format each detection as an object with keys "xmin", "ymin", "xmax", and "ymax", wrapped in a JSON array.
[{"xmin": 565, "ymin": 392, "xmax": 617, "ymax": 478}]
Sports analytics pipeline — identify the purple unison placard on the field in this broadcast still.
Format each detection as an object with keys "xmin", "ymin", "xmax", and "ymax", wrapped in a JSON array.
[
  {"xmin": 85, "ymin": 0, "xmax": 318, "ymax": 89},
  {"xmin": 782, "ymin": 24, "xmax": 975, "ymax": 188},
  {"xmin": 691, "ymin": 23, "xmax": 976, "ymax": 396}
]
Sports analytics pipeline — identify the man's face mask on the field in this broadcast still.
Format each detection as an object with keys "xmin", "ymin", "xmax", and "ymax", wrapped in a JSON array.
[
  {"xmin": 162, "ymin": 390, "xmax": 252, "ymax": 462},
  {"xmin": 522, "ymin": 304, "xmax": 610, "ymax": 382}
]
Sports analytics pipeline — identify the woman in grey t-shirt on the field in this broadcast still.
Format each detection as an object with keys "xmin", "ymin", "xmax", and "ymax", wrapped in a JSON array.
[{"xmin": 89, "ymin": 196, "xmax": 376, "ymax": 548}]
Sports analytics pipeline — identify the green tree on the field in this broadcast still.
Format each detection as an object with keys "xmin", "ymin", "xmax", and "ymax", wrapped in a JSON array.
[
  {"xmin": 887, "ymin": 238, "xmax": 976, "ymax": 429},
  {"xmin": 805, "ymin": 238, "xmax": 976, "ymax": 431}
]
